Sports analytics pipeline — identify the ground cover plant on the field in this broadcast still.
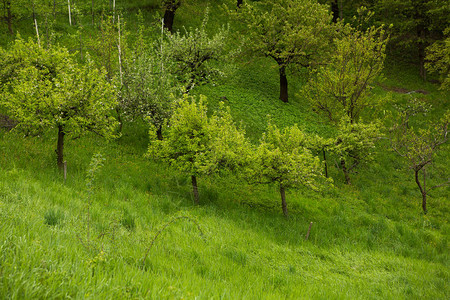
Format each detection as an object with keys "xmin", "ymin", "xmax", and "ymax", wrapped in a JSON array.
[{"xmin": 0, "ymin": 0, "xmax": 449, "ymax": 299}]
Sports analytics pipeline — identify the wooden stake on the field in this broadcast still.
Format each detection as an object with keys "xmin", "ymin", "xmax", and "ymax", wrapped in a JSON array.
[
  {"xmin": 68, "ymin": 0, "xmax": 72, "ymax": 26},
  {"xmin": 305, "ymin": 222, "xmax": 313, "ymax": 240},
  {"xmin": 63, "ymin": 161, "xmax": 67, "ymax": 182},
  {"xmin": 117, "ymin": 16, "xmax": 123, "ymax": 85},
  {"xmin": 34, "ymin": 18, "xmax": 41, "ymax": 47}
]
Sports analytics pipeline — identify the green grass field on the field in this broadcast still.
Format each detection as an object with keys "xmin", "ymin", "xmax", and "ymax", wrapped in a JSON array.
[{"xmin": 1, "ymin": 1, "xmax": 449, "ymax": 299}]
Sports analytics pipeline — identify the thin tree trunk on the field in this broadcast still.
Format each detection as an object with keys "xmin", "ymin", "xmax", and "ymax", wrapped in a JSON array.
[
  {"xmin": 323, "ymin": 149, "xmax": 328, "ymax": 178},
  {"xmin": 156, "ymin": 126, "xmax": 163, "ymax": 140},
  {"xmin": 192, "ymin": 175, "xmax": 199, "ymax": 205},
  {"xmin": 57, "ymin": 125, "xmax": 65, "ymax": 171},
  {"xmin": 338, "ymin": 0, "xmax": 343, "ymax": 20},
  {"xmin": 163, "ymin": 9, "xmax": 175, "ymax": 33},
  {"xmin": 279, "ymin": 65, "xmax": 288, "ymax": 103},
  {"xmin": 414, "ymin": 168, "xmax": 427, "ymax": 214},
  {"xmin": 331, "ymin": 0, "xmax": 339, "ymax": 22},
  {"xmin": 34, "ymin": 18, "xmax": 40, "ymax": 47},
  {"xmin": 68, "ymin": 0, "xmax": 72, "ymax": 26},
  {"xmin": 6, "ymin": 0, "xmax": 13, "ymax": 35},
  {"xmin": 280, "ymin": 184, "xmax": 288, "ymax": 217},
  {"xmin": 341, "ymin": 159, "xmax": 350, "ymax": 184},
  {"xmin": 116, "ymin": 107, "xmax": 123, "ymax": 132}
]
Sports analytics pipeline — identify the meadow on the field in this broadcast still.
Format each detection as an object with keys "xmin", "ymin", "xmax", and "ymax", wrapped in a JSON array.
[{"xmin": 0, "ymin": 0, "xmax": 449, "ymax": 299}]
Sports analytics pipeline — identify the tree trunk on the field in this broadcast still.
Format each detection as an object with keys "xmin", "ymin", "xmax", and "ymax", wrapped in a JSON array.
[
  {"xmin": 237, "ymin": 0, "xmax": 243, "ymax": 8},
  {"xmin": 163, "ymin": 9, "xmax": 175, "ymax": 33},
  {"xmin": 116, "ymin": 106, "xmax": 122, "ymax": 132},
  {"xmin": 323, "ymin": 149, "xmax": 328, "ymax": 178},
  {"xmin": 279, "ymin": 65, "xmax": 288, "ymax": 103},
  {"xmin": 414, "ymin": 168, "xmax": 427, "ymax": 214},
  {"xmin": 6, "ymin": 0, "xmax": 13, "ymax": 35},
  {"xmin": 280, "ymin": 184, "xmax": 288, "ymax": 217},
  {"xmin": 156, "ymin": 126, "xmax": 163, "ymax": 140},
  {"xmin": 91, "ymin": 0, "xmax": 94, "ymax": 25},
  {"xmin": 331, "ymin": 0, "xmax": 339, "ymax": 22},
  {"xmin": 57, "ymin": 125, "xmax": 65, "ymax": 171},
  {"xmin": 341, "ymin": 159, "xmax": 350, "ymax": 184},
  {"xmin": 414, "ymin": 169, "xmax": 427, "ymax": 214},
  {"xmin": 191, "ymin": 175, "xmax": 199, "ymax": 205}
]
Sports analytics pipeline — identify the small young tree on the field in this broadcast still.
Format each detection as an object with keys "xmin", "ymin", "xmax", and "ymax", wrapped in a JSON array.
[
  {"xmin": 233, "ymin": 0, "xmax": 333, "ymax": 102},
  {"xmin": 164, "ymin": 12, "xmax": 230, "ymax": 93},
  {"xmin": 0, "ymin": 38, "xmax": 118, "ymax": 171},
  {"xmin": 247, "ymin": 122, "xmax": 327, "ymax": 217},
  {"xmin": 304, "ymin": 12, "xmax": 388, "ymax": 124},
  {"xmin": 390, "ymin": 99, "xmax": 449, "ymax": 214},
  {"xmin": 123, "ymin": 36, "xmax": 181, "ymax": 139},
  {"xmin": 332, "ymin": 118, "xmax": 382, "ymax": 185},
  {"xmin": 148, "ymin": 95, "xmax": 249, "ymax": 205}
]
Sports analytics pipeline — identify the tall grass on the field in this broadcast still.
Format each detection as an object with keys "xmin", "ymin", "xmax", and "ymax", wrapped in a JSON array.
[{"xmin": 1, "ymin": 0, "xmax": 449, "ymax": 298}]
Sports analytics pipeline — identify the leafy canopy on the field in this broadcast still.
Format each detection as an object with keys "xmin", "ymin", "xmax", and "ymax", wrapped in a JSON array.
[
  {"xmin": 234, "ymin": 0, "xmax": 333, "ymax": 68},
  {"xmin": 304, "ymin": 11, "xmax": 389, "ymax": 124},
  {"xmin": 147, "ymin": 95, "xmax": 250, "ymax": 177},
  {"xmin": 248, "ymin": 121, "xmax": 326, "ymax": 191},
  {"xmin": 0, "ymin": 37, "xmax": 118, "ymax": 138}
]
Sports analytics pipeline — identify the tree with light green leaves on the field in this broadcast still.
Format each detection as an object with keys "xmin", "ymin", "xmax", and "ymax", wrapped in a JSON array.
[
  {"xmin": 304, "ymin": 11, "xmax": 389, "ymax": 125},
  {"xmin": 247, "ymin": 122, "xmax": 328, "ymax": 217},
  {"xmin": 332, "ymin": 118, "xmax": 382, "ymax": 185},
  {"xmin": 147, "ymin": 95, "xmax": 250, "ymax": 205},
  {"xmin": 164, "ymin": 12, "xmax": 230, "ymax": 93},
  {"xmin": 122, "ymin": 16, "xmax": 181, "ymax": 140},
  {"xmin": 0, "ymin": 38, "xmax": 118, "ymax": 171},
  {"xmin": 390, "ymin": 99, "xmax": 449, "ymax": 214},
  {"xmin": 233, "ymin": 0, "xmax": 333, "ymax": 102}
]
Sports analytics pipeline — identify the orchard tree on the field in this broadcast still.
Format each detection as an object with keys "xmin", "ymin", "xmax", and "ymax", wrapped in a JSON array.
[
  {"xmin": 0, "ymin": 38, "xmax": 118, "ymax": 170},
  {"xmin": 164, "ymin": 12, "xmax": 230, "ymax": 93},
  {"xmin": 123, "ymin": 44, "xmax": 181, "ymax": 140},
  {"xmin": 247, "ymin": 122, "xmax": 327, "ymax": 217},
  {"xmin": 148, "ymin": 95, "xmax": 249, "ymax": 205},
  {"xmin": 332, "ymin": 118, "xmax": 382, "ymax": 184},
  {"xmin": 304, "ymin": 12, "xmax": 388, "ymax": 124},
  {"xmin": 390, "ymin": 99, "xmax": 449, "ymax": 214},
  {"xmin": 234, "ymin": 0, "xmax": 333, "ymax": 102}
]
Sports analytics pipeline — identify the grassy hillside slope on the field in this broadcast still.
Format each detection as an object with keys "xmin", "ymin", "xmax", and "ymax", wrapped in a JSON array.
[{"xmin": 1, "ymin": 1, "xmax": 449, "ymax": 299}]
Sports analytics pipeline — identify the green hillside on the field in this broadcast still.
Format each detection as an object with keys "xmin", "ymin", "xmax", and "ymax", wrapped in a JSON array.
[{"xmin": 0, "ymin": 1, "xmax": 449, "ymax": 299}]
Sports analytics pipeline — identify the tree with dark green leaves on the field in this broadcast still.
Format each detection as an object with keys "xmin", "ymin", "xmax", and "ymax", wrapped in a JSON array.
[
  {"xmin": 233, "ymin": 0, "xmax": 334, "ymax": 102},
  {"xmin": 0, "ymin": 38, "xmax": 118, "ymax": 170},
  {"xmin": 375, "ymin": 0, "xmax": 449, "ymax": 79}
]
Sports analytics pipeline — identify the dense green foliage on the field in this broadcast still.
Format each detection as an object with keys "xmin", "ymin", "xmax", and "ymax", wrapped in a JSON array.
[
  {"xmin": 0, "ymin": 37, "xmax": 118, "ymax": 169},
  {"xmin": 0, "ymin": 0, "xmax": 449, "ymax": 299}
]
